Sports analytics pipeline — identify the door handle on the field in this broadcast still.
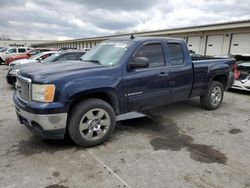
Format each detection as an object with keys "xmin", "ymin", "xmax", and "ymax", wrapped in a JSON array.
[{"xmin": 158, "ymin": 72, "xmax": 168, "ymax": 77}]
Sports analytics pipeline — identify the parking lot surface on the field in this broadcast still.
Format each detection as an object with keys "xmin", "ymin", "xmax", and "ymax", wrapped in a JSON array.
[{"xmin": 0, "ymin": 65, "xmax": 250, "ymax": 188}]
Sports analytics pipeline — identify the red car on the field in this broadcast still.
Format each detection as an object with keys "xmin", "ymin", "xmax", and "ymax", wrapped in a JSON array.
[{"xmin": 5, "ymin": 48, "xmax": 55, "ymax": 65}]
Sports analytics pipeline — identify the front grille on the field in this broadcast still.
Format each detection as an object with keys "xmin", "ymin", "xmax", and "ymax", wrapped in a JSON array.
[{"xmin": 16, "ymin": 75, "xmax": 31, "ymax": 101}]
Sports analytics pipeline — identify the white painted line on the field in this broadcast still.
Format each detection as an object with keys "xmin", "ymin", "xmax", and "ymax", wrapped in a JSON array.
[{"xmin": 88, "ymin": 151, "xmax": 132, "ymax": 188}]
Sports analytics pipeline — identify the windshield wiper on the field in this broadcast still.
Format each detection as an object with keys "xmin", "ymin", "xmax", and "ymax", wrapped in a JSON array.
[{"xmin": 83, "ymin": 60, "xmax": 101, "ymax": 64}]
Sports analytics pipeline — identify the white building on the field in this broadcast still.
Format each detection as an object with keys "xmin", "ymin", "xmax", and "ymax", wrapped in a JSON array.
[
  {"xmin": 32, "ymin": 20, "xmax": 250, "ymax": 56},
  {"xmin": 0, "ymin": 40, "xmax": 51, "ymax": 48}
]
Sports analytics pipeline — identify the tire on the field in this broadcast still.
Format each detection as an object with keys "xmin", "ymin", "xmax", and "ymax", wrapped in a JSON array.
[
  {"xmin": 200, "ymin": 81, "xmax": 224, "ymax": 110},
  {"xmin": 67, "ymin": 98, "xmax": 116, "ymax": 147}
]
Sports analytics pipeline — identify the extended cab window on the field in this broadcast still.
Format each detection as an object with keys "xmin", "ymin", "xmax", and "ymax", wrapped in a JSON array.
[
  {"xmin": 168, "ymin": 43, "xmax": 184, "ymax": 65},
  {"xmin": 134, "ymin": 43, "xmax": 165, "ymax": 68}
]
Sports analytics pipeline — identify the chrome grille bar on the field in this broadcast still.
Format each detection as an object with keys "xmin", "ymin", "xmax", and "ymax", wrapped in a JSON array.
[{"xmin": 16, "ymin": 75, "xmax": 32, "ymax": 101}]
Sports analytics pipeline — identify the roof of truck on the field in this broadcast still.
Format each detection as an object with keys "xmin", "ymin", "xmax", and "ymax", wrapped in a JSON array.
[{"xmin": 108, "ymin": 36, "xmax": 185, "ymax": 43}]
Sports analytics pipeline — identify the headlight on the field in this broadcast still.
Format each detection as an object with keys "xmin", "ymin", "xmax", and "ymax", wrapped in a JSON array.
[
  {"xmin": 9, "ymin": 69, "xmax": 19, "ymax": 75},
  {"xmin": 10, "ymin": 62, "xmax": 19, "ymax": 68},
  {"xmin": 32, "ymin": 84, "xmax": 55, "ymax": 102}
]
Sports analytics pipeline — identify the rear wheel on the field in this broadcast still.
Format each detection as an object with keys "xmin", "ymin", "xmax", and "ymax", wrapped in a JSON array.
[
  {"xmin": 200, "ymin": 81, "xmax": 224, "ymax": 110},
  {"xmin": 67, "ymin": 98, "xmax": 116, "ymax": 147}
]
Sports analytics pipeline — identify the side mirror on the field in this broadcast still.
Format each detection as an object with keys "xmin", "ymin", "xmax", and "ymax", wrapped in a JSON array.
[{"xmin": 129, "ymin": 57, "xmax": 149, "ymax": 69}]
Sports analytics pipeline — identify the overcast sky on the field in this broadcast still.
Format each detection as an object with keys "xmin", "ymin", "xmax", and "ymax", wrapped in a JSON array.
[{"xmin": 0, "ymin": 0, "xmax": 250, "ymax": 40}]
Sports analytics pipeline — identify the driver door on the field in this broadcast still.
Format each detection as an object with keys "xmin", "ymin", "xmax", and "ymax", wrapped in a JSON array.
[{"xmin": 122, "ymin": 42, "xmax": 171, "ymax": 110}]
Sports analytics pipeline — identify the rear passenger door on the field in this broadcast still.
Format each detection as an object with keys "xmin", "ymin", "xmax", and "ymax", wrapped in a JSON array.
[
  {"xmin": 166, "ymin": 42, "xmax": 193, "ymax": 101},
  {"xmin": 122, "ymin": 42, "xmax": 171, "ymax": 110}
]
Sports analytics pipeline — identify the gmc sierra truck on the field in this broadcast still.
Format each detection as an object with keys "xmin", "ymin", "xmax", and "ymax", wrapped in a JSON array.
[{"xmin": 13, "ymin": 37, "xmax": 235, "ymax": 147}]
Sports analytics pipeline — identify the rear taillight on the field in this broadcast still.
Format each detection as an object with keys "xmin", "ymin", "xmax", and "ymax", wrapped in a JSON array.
[{"xmin": 234, "ymin": 64, "xmax": 240, "ymax": 79}]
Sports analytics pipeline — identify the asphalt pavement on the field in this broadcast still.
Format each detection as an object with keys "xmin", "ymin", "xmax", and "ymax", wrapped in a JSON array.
[{"xmin": 0, "ymin": 65, "xmax": 250, "ymax": 188}]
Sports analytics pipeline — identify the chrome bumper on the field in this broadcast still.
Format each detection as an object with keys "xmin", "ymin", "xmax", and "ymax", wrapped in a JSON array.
[{"xmin": 15, "ymin": 106, "xmax": 68, "ymax": 131}]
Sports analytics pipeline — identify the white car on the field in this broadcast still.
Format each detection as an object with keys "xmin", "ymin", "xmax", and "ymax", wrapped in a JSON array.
[
  {"xmin": 0, "ymin": 47, "xmax": 30, "ymax": 64},
  {"xmin": 9, "ymin": 51, "xmax": 58, "ymax": 68},
  {"xmin": 232, "ymin": 62, "xmax": 250, "ymax": 91}
]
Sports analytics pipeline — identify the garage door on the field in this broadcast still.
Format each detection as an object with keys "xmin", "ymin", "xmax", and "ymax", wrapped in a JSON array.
[
  {"xmin": 205, "ymin": 35, "xmax": 224, "ymax": 56},
  {"xmin": 187, "ymin": 36, "xmax": 201, "ymax": 54},
  {"xmin": 230, "ymin": 33, "xmax": 250, "ymax": 55}
]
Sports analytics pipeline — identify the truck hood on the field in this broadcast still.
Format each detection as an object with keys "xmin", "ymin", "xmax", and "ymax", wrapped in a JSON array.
[{"xmin": 19, "ymin": 61, "xmax": 106, "ymax": 82}]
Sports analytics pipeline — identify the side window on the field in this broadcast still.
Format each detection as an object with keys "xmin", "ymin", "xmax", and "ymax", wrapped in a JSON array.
[
  {"xmin": 8, "ymin": 48, "xmax": 17, "ymax": 53},
  {"xmin": 76, "ymin": 53, "xmax": 85, "ymax": 59},
  {"xmin": 167, "ymin": 43, "xmax": 184, "ymax": 65},
  {"xmin": 65, "ymin": 53, "xmax": 78, "ymax": 60},
  {"xmin": 28, "ymin": 50, "xmax": 37, "ymax": 55},
  {"xmin": 41, "ymin": 49, "xmax": 50, "ymax": 53},
  {"xmin": 57, "ymin": 53, "xmax": 79, "ymax": 61},
  {"xmin": 18, "ymin": 48, "xmax": 26, "ymax": 53},
  {"xmin": 56, "ymin": 54, "xmax": 68, "ymax": 61},
  {"xmin": 40, "ymin": 53, "xmax": 52, "ymax": 60},
  {"xmin": 134, "ymin": 43, "xmax": 165, "ymax": 68}
]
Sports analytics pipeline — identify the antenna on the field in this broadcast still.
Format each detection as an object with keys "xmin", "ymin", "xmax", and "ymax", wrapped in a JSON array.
[{"xmin": 130, "ymin": 34, "xmax": 135, "ymax": 40}]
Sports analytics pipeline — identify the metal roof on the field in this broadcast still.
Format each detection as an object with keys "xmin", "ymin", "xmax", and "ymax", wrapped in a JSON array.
[{"xmin": 33, "ymin": 19, "xmax": 250, "ymax": 46}]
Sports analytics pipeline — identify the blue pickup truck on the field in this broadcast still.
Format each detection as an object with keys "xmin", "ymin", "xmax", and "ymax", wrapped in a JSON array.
[{"xmin": 13, "ymin": 37, "xmax": 235, "ymax": 147}]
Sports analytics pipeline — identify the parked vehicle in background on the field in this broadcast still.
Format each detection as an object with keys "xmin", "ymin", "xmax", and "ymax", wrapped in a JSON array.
[
  {"xmin": 42, "ymin": 51, "xmax": 86, "ymax": 64},
  {"xmin": 6, "ymin": 51, "xmax": 86, "ymax": 85},
  {"xmin": 13, "ymin": 37, "xmax": 236, "ymax": 147},
  {"xmin": 5, "ymin": 48, "xmax": 53, "ymax": 65},
  {"xmin": 6, "ymin": 51, "xmax": 57, "ymax": 85},
  {"xmin": 59, "ymin": 47, "xmax": 77, "ymax": 51},
  {"xmin": 9, "ymin": 51, "xmax": 57, "ymax": 68},
  {"xmin": 232, "ymin": 54, "xmax": 250, "ymax": 91},
  {"xmin": 0, "ymin": 47, "xmax": 7, "ymax": 52},
  {"xmin": 0, "ymin": 47, "xmax": 30, "ymax": 64},
  {"xmin": 0, "ymin": 48, "xmax": 8, "ymax": 64}
]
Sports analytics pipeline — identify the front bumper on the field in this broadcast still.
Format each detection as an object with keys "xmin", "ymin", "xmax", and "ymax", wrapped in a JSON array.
[
  {"xmin": 15, "ymin": 106, "xmax": 67, "ymax": 139},
  {"xmin": 232, "ymin": 80, "xmax": 250, "ymax": 91},
  {"xmin": 14, "ymin": 93, "xmax": 68, "ymax": 139}
]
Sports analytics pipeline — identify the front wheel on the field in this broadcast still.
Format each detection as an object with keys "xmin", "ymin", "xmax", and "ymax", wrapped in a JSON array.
[
  {"xmin": 200, "ymin": 81, "xmax": 224, "ymax": 110},
  {"xmin": 67, "ymin": 98, "xmax": 116, "ymax": 147}
]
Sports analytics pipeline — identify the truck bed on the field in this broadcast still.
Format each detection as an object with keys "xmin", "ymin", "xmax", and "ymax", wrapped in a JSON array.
[{"xmin": 191, "ymin": 58, "xmax": 235, "ymax": 97}]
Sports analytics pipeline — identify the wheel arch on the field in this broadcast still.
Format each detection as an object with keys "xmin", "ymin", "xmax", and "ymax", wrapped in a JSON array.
[
  {"xmin": 68, "ymin": 90, "xmax": 120, "ymax": 116},
  {"xmin": 211, "ymin": 74, "xmax": 228, "ymax": 89}
]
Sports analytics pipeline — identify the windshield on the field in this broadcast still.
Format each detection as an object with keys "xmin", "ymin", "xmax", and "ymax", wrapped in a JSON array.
[
  {"xmin": 42, "ymin": 53, "xmax": 61, "ymax": 63},
  {"xmin": 81, "ymin": 40, "xmax": 131, "ymax": 66},
  {"xmin": 29, "ymin": 52, "xmax": 44, "ymax": 60}
]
